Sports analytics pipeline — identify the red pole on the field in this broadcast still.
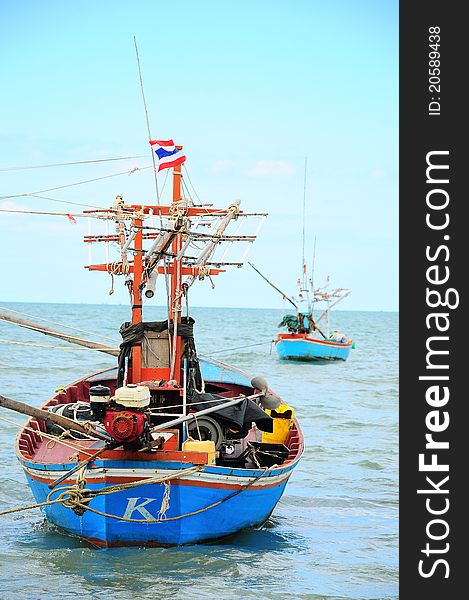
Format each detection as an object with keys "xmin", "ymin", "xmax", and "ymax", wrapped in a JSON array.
[
  {"xmin": 131, "ymin": 217, "xmax": 143, "ymax": 383},
  {"xmin": 170, "ymin": 150, "xmax": 183, "ymax": 384}
]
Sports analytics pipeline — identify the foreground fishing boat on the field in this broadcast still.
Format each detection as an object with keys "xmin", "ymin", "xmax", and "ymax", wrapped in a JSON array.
[{"xmin": 4, "ymin": 141, "xmax": 303, "ymax": 547}]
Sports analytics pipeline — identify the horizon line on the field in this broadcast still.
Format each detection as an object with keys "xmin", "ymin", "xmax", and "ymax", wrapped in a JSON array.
[{"xmin": 0, "ymin": 299, "xmax": 398, "ymax": 313}]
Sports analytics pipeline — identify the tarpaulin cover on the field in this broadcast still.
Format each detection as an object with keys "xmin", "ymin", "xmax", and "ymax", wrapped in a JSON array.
[
  {"xmin": 190, "ymin": 393, "xmax": 274, "ymax": 434},
  {"xmin": 117, "ymin": 317, "xmax": 202, "ymax": 395}
]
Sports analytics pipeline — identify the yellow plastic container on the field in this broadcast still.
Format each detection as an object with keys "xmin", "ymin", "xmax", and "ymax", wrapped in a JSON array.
[
  {"xmin": 262, "ymin": 404, "xmax": 294, "ymax": 445},
  {"xmin": 182, "ymin": 438, "xmax": 217, "ymax": 464}
]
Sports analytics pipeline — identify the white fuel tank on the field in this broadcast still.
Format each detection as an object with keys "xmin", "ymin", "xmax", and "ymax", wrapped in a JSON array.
[{"xmin": 113, "ymin": 384, "xmax": 151, "ymax": 408}]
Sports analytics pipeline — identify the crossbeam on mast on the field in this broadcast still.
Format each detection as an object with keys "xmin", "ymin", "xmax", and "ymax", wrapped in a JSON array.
[{"xmin": 85, "ymin": 262, "xmax": 225, "ymax": 276}]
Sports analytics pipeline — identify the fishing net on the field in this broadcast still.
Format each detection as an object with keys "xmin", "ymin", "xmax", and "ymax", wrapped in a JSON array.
[{"xmin": 278, "ymin": 315, "xmax": 299, "ymax": 332}]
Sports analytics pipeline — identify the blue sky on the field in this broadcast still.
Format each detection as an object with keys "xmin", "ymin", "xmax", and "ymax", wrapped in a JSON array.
[{"xmin": 0, "ymin": 1, "xmax": 398, "ymax": 311}]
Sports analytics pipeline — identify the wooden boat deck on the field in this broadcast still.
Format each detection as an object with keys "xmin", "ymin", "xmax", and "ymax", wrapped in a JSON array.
[{"xmin": 17, "ymin": 377, "xmax": 303, "ymax": 469}]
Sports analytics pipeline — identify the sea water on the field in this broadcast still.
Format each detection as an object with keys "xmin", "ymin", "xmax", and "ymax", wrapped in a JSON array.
[{"xmin": 0, "ymin": 303, "xmax": 398, "ymax": 599}]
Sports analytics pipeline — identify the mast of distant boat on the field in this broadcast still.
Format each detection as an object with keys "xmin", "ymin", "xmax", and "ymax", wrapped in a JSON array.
[
  {"xmin": 310, "ymin": 234, "xmax": 317, "ymax": 321},
  {"xmin": 300, "ymin": 157, "xmax": 311, "ymax": 311}
]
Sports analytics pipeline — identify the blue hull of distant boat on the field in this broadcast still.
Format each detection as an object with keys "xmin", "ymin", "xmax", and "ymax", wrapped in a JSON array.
[{"xmin": 276, "ymin": 335, "xmax": 352, "ymax": 362}]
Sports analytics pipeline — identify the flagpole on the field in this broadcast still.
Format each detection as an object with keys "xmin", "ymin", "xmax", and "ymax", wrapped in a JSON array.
[
  {"xmin": 133, "ymin": 36, "xmax": 171, "ymax": 326},
  {"xmin": 134, "ymin": 36, "xmax": 160, "ymax": 204}
]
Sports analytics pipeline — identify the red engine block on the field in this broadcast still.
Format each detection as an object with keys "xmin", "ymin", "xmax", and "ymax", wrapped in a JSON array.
[{"xmin": 104, "ymin": 409, "xmax": 148, "ymax": 443}]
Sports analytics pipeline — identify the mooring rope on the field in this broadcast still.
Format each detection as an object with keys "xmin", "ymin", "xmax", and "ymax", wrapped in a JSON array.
[
  {"xmin": 51, "ymin": 465, "xmax": 268, "ymax": 523},
  {"xmin": 0, "ymin": 465, "xmax": 270, "ymax": 523},
  {"xmin": 0, "ymin": 466, "xmax": 199, "ymax": 517},
  {"xmin": 206, "ymin": 339, "xmax": 275, "ymax": 355}
]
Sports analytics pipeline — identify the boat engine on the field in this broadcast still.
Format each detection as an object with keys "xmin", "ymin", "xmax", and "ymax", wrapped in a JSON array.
[
  {"xmin": 90, "ymin": 384, "xmax": 151, "ymax": 449},
  {"xmin": 104, "ymin": 409, "xmax": 148, "ymax": 445}
]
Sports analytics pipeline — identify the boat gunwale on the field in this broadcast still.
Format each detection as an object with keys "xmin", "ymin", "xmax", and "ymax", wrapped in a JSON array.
[
  {"xmin": 276, "ymin": 333, "xmax": 352, "ymax": 348},
  {"xmin": 15, "ymin": 364, "xmax": 305, "ymax": 478}
]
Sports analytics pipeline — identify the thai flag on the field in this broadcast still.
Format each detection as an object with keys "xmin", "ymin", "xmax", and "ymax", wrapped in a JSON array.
[{"xmin": 149, "ymin": 139, "xmax": 186, "ymax": 172}]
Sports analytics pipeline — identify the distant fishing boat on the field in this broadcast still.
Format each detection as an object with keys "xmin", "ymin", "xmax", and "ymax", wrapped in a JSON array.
[
  {"xmin": 248, "ymin": 158, "xmax": 353, "ymax": 363},
  {"xmin": 277, "ymin": 282, "xmax": 353, "ymax": 362},
  {"xmin": 250, "ymin": 263, "xmax": 353, "ymax": 362},
  {"xmin": 0, "ymin": 139, "xmax": 304, "ymax": 547}
]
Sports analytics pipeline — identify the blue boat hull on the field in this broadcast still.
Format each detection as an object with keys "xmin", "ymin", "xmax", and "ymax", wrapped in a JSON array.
[
  {"xmin": 276, "ymin": 336, "xmax": 352, "ymax": 361},
  {"xmin": 23, "ymin": 461, "xmax": 293, "ymax": 546}
]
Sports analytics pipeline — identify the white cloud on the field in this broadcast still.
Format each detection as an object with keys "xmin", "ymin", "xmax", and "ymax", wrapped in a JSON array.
[
  {"xmin": 212, "ymin": 160, "xmax": 235, "ymax": 172},
  {"xmin": 247, "ymin": 160, "xmax": 296, "ymax": 177},
  {"xmin": 0, "ymin": 200, "xmax": 30, "ymax": 212}
]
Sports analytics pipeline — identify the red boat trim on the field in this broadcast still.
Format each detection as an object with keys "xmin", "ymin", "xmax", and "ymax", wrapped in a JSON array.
[
  {"xmin": 25, "ymin": 469, "xmax": 290, "ymax": 491},
  {"xmin": 276, "ymin": 333, "xmax": 352, "ymax": 348}
]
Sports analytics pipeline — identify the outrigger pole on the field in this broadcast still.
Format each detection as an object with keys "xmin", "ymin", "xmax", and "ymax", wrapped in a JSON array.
[
  {"xmin": 0, "ymin": 312, "xmax": 119, "ymax": 356},
  {"xmin": 248, "ymin": 262, "xmax": 298, "ymax": 309},
  {"xmin": 0, "ymin": 394, "xmax": 111, "ymax": 442},
  {"xmin": 182, "ymin": 201, "xmax": 240, "ymax": 291},
  {"xmin": 314, "ymin": 290, "xmax": 352, "ymax": 326},
  {"xmin": 248, "ymin": 263, "xmax": 328, "ymax": 339}
]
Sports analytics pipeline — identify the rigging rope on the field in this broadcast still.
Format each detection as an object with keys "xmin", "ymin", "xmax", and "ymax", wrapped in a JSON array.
[
  {"xmin": 0, "ymin": 208, "xmax": 87, "ymax": 219},
  {"xmin": 0, "ymin": 155, "xmax": 147, "ymax": 172},
  {"xmin": 133, "ymin": 36, "xmax": 173, "ymax": 326},
  {"xmin": 28, "ymin": 194, "xmax": 107, "ymax": 210},
  {"xmin": 133, "ymin": 35, "xmax": 160, "ymax": 204},
  {"xmin": 58, "ymin": 465, "xmax": 268, "ymax": 522},
  {"xmin": 0, "ymin": 208, "xmax": 125, "ymax": 220},
  {"xmin": 0, "ymin": 465, "xmax": 270, "ymax": 523},
  {"xmin": 0, "ymin": 165, "xmax": 152, "ymax": 200},
  {"xmin": 180, "ymin": 177, "xmax": 193, "ymax": 204},
  {"xmin": 182, "ymin": 164, "xmax": 202, "ymax": 205},
  {"xmin": 205, "ymin": 339, "xmax": 275, "ymax": 355},
  {"xmin": 0, "ymin": 466, "xmax": 198, "ymax": 517}
]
